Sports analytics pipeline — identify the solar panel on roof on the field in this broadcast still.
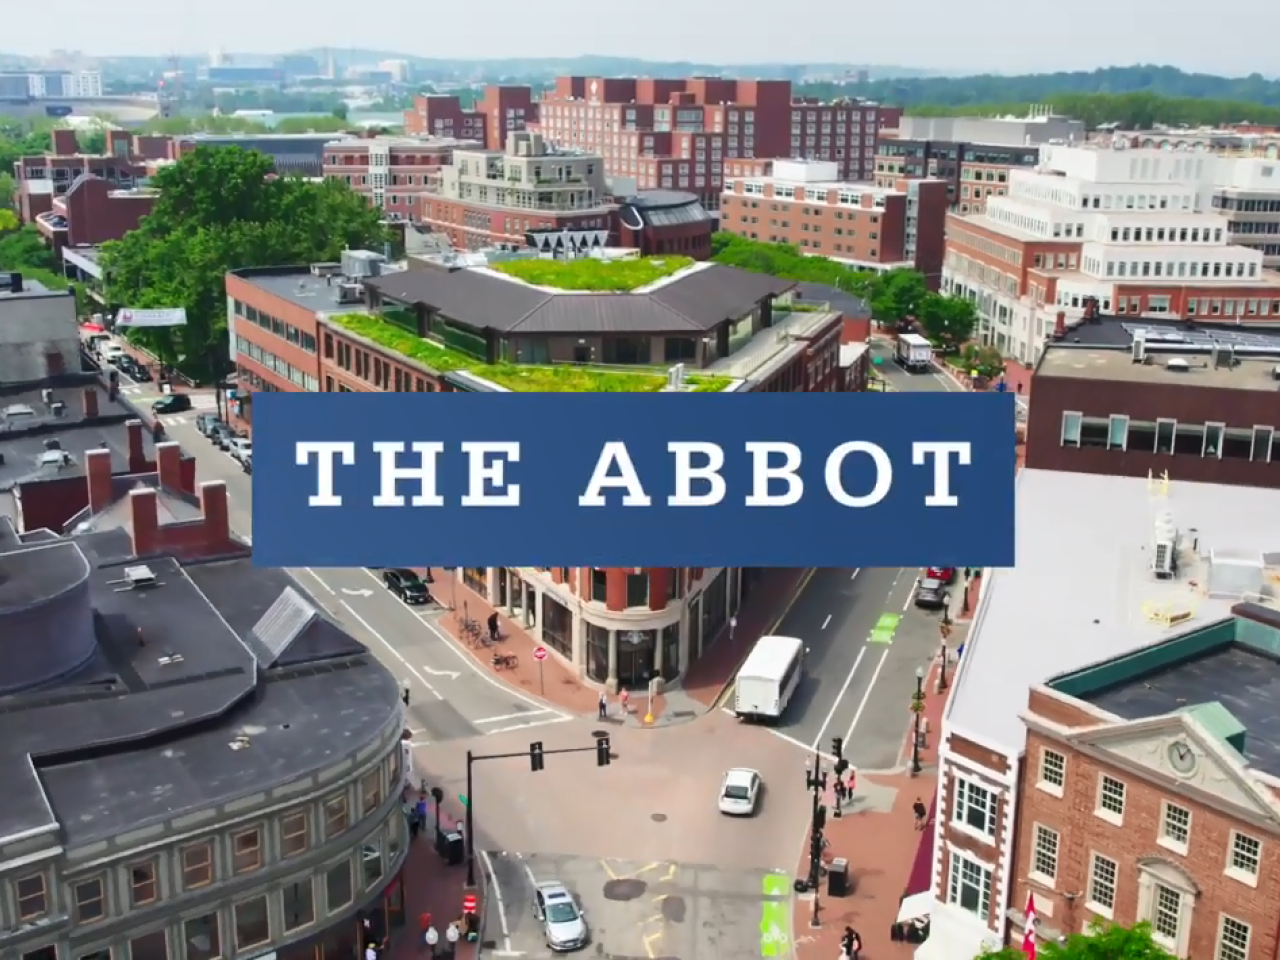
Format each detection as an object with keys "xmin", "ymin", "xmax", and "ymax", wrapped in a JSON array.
[
  {"xmin": 1123, "ymin": 323, "xmax": 1280, "ymax": 351},
  {"xmin": 250, "ymin": 586, "xmax": 318, "ymax": 666}
]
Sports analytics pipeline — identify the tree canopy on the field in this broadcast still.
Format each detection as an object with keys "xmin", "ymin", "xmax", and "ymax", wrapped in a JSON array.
[
  {"xmin": 918, "ymin": 292, "xmax": 978, "ymax": 351},
  {"xmin": 980, "ymin": 920, "xmax": 1175, "ymax": 959},
  {"xmin": 100, "ymin": 145, "xmax": 387, "ymax": 382},
  {"xmin": 710, "ymin": 233, "xmax": 875, "ymax": 294}
]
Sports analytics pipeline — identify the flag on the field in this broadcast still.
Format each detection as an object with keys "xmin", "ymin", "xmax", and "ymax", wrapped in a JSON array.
[{"xmin": 1022, "ymin": 892, "xmax": 1037, "ymax": 959}]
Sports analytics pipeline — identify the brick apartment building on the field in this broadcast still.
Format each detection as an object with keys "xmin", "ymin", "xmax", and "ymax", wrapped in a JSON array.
[
  {"xmin": 403, "ymin": 86, "xmax": 537, "ymax": 148},
  {"xmin": 323, "ymin": 135, "xmax": 475, "ymax": 222},
  {"xmin": 531, "ymin": 76, "xmax": 902, "ymax": 211},
  {"xmin": 720, "ymin": 158, "xmax": 949, "ymax": 282}
]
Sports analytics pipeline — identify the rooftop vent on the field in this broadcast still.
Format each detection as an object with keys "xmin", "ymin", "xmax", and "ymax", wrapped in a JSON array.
[
  {"xmin": 1152, "ymin": 509, "xmax": 1180, "ymax": 579},
  {"xmin": 310, "ymin": 262, "xmax": 341, "ymax": 277},
  {"xmin": 664, "ymin": 363, "xmax": 687, "ymax": 392},
  {"xmin": 123, "ymin": 564, "xmax": 159, "ymax": 589},
  {"xmin": 336, "ymin": 282, "xmax": 363, "ymax": 304},
  {"xmin": 1165, "ymin": 357, "xmax": 1190, "ymax": 372},
  {"xmin": 1131, "ymin": 332, "xmax": 1147, "ymax": 363},
  {"xmin": 157, "ymin": 653, "xmax": 186, "ymax": 666},
  {"xmin": 229, "ymin": 735, "xmax": 251, "ymax": 751}
]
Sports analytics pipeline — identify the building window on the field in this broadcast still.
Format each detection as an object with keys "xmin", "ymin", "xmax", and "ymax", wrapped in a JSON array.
[
  {"xmin": 1037, "ymin": 749, "xmax": 1066, "ymax": 795},
  {"xmin": 540, "ymin": 593, "xmax": 572, "ymax": 659},
  {"xmin": 591, "ymin": 568, "xmax": 608, "ymax": 603},
  {"xmin": 282, "ymin": 879, "xmax": 316, "ymax": 932},
  {"xmin": 233, "ymin": 896, "xmax": 271, "ymax": 950},
  {"xmin": 129, "ymin": 930, "xmax": 167, "ymax": 960},
  {"xmin": 1087, "ymin": 853, "xmax": 1118, "ymax": 917},
  {"xmin": 1152, "ymin": 884, "xmax": 1183, "ymax": 945},
  {"xmin": 130, "ymin": 861, "xmax": 158, "ymax": 906},
  {"xmin": 181, "ymin": 842, "xmax": 213, "ymax": 889},
  {"xmin": 184, "ymin": 914, "xmax": 221, "ymax": 960},
  {"xmin": 282, "ymin": 811, "xmax": 310, "ymax": 857},
  {"xmin": 1218, "ymin": 915, "xmax": 1251, "ymax": 960},
  {"xmin": 625, "ymin": 572, "xmax": 649, "ymax": 608},
  {"xmin": 1031, "ymin": 824, "xmax": 1059, "ymax": 883},
  {"xmin": 363, "ymin": 842, "xmax": 385, "ymax": 888},
  {"xmin": 1061, "ymin": 410, "xmax": 1083, "ymax": 447},
  {"xmin": 952, "ymin": 777, "xmax": 997, "ymax": 838},
  {"xmin": 325, "ymin": 795, "xmax": 350, "ymax": 839},
  {"xmin": 232, "ymin": 828, "xmax": 263, "ymax": 874},
  {"xmin": 74, "ymin": 877, "xmax": 105, "ymax": 923},
  {"xmin": 1160, "ymin": 802, "xmax": 1191, "ymax": 854},
  {"xmin": 1107, "ymin": 414, "xmax": 1129, "ymax": 451},
  {"xmin": 1096, "ymin": 775, "xmax": 1126, "ymax": 823},
  {"xmin": 326, "ymin": 860, "xmax": 354, "ymax": 911},
  {"xmin": 362, "ymin": 768, "xmax": 383, "ymax": 815},
  {"xmin": 16, "ymin": 874, "xmax": 47, "ymax": 919},
  {"xmin": 946, "ymin": 851, "xmax": 992, "ymax": 918},
  {"xmin": 1228, "ymin": 831, "xmax": 1261, "ymax": 883}
]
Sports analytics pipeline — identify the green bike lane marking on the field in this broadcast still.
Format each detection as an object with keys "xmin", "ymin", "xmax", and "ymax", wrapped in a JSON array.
[
  {"xmin": 868, "ymin": 612, "xmax": 901, "ymax": 644},
  {"xmin": 760, "ymin": 873, "xmax": 790, "ymax": 957}
]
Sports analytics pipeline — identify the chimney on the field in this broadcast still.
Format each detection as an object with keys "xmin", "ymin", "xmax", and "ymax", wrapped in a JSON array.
[
  {"xmin": 1054, "ymin": 311, "xmax": 1067, "ymax": 338},
  {"xmin": 200, "ymin": 480, "xmax": 230, "ymax": 546},
  {"xmin": 85, "ymin": 448, "xmax": 113, "ymax": 513},
  {"xmin": 82, "ymin": 386, "xmax": 99, "ymax": 418},
  {"xmin": 129, "ymin": 487, "xmax": 160, "ymax": 557},
  {"xmin": 155, "ymin": 441, "xmax": 182, "ymax": 492},
  {"xmin": 51, "ymin": 128, "xmax": 79, "ymax": 156},
  {"xmin": 125, "ymin": 418, "xmax": 145, "ymax": 472}
]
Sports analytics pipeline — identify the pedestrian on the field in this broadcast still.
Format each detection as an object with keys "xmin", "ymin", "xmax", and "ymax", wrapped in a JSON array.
[
  {"xmin": 445, "ymin": 922, "xmax": 460, "ymax": 957},
  {"xmin": 913, "ymin": 797, "xmax": 928, "ymax": 830},
  {"xmin": 846, "ymin": 767, "xmax": 856, "ymax": 798},
  {"xmin": 407, "ymin": 802, "xmax": 421, "ymax": 840},
  {"xmin": 424, "ymin": 924, "xmax": 439, "ymax": 957},
  {"xmin": 598, "ymin": 691, "xmax": 608, "ymax": 720},
  {"xmin": 487, "ymin": 612, "xmax": 499, "ymax": 642},
  {"xmin": 832, "ymin": 777, "xmax": 846, "ymax": 807},
  {"xmin": 619, "ymin": 688, "xmax": 630, "ymax": 714},
  {"xmin": 850, "ymin": 927, "xmax": 862, "ymax": 959},
  {"xmin": 364, "ymin": 943, "xmax": 377, "ymax": 960},
  {"xmin": 416, "ymin": 793, "xmax": 429, "ymax": 836},
  {"xmin": 419, "ymin": 913, "xmax": 432, "ymax": 950}
]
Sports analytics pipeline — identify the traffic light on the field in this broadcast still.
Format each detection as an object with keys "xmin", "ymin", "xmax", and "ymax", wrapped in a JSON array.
[
  {"xmin": 529, "ymin": 741, "xmax": 545, "ymax": 772},
  {"xmin": 831, "ymin": 736, "xmax": 844, "ymax": 760},
  {"xmin": 596, "ymin": 736, "xmax": 611, "ymax": 766},
  {"xmin": 834, "ymin": 755, "xmax": 849, "ymax": 777},
  {"xmin": 813, "ymin": 803, "xmax": 827, "ymax": 832}
]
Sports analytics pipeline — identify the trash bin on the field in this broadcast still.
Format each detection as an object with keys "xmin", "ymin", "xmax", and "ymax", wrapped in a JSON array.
[
  {"xmin": 438, "ymin": 830, "xmax": 464, "ymax": 865},
  {"xmin": 827, "ymin": 858, "xmax": 850, "ymax": 897}
]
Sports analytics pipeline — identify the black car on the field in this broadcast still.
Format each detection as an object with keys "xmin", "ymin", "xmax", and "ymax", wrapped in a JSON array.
[
  {"xmin": 383, "ymin": 569, "xmax": 431, "ymax": 605},
  {"xmin": 130, "ymin": 364, "xmax": 153, "ymax": 382},
  {"xmin": 195, "ymin": 413, "xmax": 223, "ymax": 436},
  {"xmin": 913, "ymin": 577, "xmax": 950, "ymax": 611},
  {"xmin": 152, "ymin": 393, "xmax": 193, "ymax": 414}
]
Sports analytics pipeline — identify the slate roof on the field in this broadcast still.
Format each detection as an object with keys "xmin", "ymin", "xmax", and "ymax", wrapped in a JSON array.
[{"xmin": 365, "ymin": 262, "xmax": 796, "ymax": 335}]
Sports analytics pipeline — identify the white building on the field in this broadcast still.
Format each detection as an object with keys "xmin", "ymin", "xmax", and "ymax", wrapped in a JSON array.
[{"xmin": 942, "ymin": 144, "xmax": 1280, "ymax": 365}]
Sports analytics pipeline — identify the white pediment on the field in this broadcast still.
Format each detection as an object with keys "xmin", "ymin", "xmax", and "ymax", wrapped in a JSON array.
[{"xmin": 1068, "ymin": 713, "xmax": 1280, "ymax": 822}]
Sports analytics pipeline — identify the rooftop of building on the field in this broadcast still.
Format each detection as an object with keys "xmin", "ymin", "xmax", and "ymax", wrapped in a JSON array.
[
  {"xmin": 325, "ymin": 135, "xmax": 478, "ymax": 150},
  {"xmin": 486, "ymin": 254, "xmax": 692, "ymax": 292},
  {"xmin": 174, "ymin": 131, "xmax": 353, "ymax": 142},
  {"xmin": 0, "ymin": 492, "xmax": 399, "ymax": 844},
  {"xmin": 1047, "ymin": 605, "xmax": 1280, "ymax": 776},
  {"xmin": 0, "ymin": 272, "xmax": 59, "ymax": 297},
  {"xmin": 947, "ymin": 468, "xmax": 1280, "ymax": 754}
]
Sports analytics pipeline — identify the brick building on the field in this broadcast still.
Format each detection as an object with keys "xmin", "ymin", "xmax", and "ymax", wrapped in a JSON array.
[
  {"xmin": 33, "ymin": 176, "xmax": 155, "ymax": 255},
  {"xmin": 720, "ymin": 158, "xmax": 949, "ymax": 283},
  {"xmin": 13, "ymin": 127, "xmax": 148, "ymax": 225},
  {"xmin": 403, "ymin": 86, "xmax": 537, "ymax": 147},
  {"xmin": 917, "ymin": 469, "xmax": 1280, "ymax": 960},
  {"xmin": 1025, "ymin": 319, "xmax": 1280, "ymax": 488},
  {"xmin": 323, "ymin": 135, "xmax": 474, "ymax": 222}
]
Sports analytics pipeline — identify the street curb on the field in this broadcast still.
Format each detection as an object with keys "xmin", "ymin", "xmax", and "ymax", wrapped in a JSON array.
[{"xmin": 710, "ymin": 568, "xmax": 818, "ymax": 710}]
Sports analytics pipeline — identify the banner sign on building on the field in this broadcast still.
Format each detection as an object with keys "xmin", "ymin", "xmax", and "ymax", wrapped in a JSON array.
[
  {"xmin": 115, "ymin": 307, "xmax": 188, "ymax": 328},
  {"xmin": 250, "ymin": 392, "xmax": 1017, "ymax": 569}
]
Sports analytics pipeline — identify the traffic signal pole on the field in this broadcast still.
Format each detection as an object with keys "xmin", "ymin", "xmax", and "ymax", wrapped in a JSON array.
[{"xmin": 463, "ymin": 738, "xmax": 611, "ymax": 889}]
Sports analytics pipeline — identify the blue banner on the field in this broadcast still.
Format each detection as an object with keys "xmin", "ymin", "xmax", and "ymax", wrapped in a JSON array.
[{"xmin": 250, "ymin": 392, "xmax": 1016, "ymax": 568}]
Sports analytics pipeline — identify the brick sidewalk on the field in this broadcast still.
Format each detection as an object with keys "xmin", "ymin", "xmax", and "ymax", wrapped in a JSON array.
[{"xmin": 794, "ymin": 653, "xmax": 950, "ymax": 959}]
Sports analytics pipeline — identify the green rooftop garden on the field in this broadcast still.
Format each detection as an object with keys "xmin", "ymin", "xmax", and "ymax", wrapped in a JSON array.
[
  {"xmin": 327, "ymin": 313, "xmax": 732, "ymax": 393},
  {"xmin": 488, "ymin": 255, "xmax": 695, "ymax": 292}
]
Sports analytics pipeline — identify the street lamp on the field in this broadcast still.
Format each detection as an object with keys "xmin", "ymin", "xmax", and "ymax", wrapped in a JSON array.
[
  {"xmin": 803, "ymin": 751, "xmax": 828, "ymax": 928},
  {"xmin": 911, "ymin": 666, "xmax": 926, "ymax": 775},
  {"xmin": 938, "ymin": 621, "xmax": 952, "ymax": 692}
]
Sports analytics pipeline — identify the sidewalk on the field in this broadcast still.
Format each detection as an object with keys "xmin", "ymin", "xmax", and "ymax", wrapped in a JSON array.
[{"xmin": 793, "ymin": 644, "xmax": 950, "ymax": 959}]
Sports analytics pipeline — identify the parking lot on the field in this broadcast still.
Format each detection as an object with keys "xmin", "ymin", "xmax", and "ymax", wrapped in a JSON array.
[{"xmin": 484, "ymin": 852, "xmax": 792, "ymax": 959}]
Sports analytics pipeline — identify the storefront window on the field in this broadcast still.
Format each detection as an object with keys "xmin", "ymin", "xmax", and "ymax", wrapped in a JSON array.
[
  {"xmin": 728, "ymin": 568, "xmax": 741, "ymax": 615},
  {"xmin": 463, "ymin": 567, "xmax": 487, "ymax": 598},
  {"xmin": 689, "ymin": 597, "xmax": 702, "ymax": 659},
  {"xmin": 701, "ymin": 571, "xmax": 728, "ymax": 649},
  {"xmin": 669, "ymin": 569, "xmax": 684, "ymax": 602},
  {"xmin": 617, "ymin": 629, "xmax": 656, "ymax": 689},
  {"xmin": 626, "ymin": 573, "xmax": 649, "ymax": 608},
  {"xmin": 541, "ymin": 594, "xmax": 572, "ymax": 659},
  {"xmin": 661, "ymin": 622, "xmax": 681, "ymax": 683},
  {"xmin": 591, "ymin": 568, "xmax": 608, "ymax": 603},
  {"xmin": 586, "ymin": 624, "xmax": 610, "ymax": 683}
]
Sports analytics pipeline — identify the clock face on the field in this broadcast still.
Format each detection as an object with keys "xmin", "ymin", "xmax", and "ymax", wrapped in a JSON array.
[{"xmin": 1167, "ymin": 740, "xmax": 1198, "ymax": 776}]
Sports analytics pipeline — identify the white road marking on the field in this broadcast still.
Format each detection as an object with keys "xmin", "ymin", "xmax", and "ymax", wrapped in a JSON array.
[
  {"xmin": 850, "ymin": 570, "xmax": 860, "ymax": 581},
  {"xmin": 843, "ymin": 646, "xmax": 891, "ymax": 744},
  {"xmin": 517, "ymin": 854, "xmax": 537, "ymax": 886},
  {"xmin": 302, "ymin": 569, "xmax": 334, "ymax": 594},
  {"xmin": 473, "ymin": 710, "xmax": 553, "ymax": 725},
  {"xmin": 422, "ymin": 664, "xmax": 462, "ymax": 680},
  {"xmin": 761, "ymin": 725, "xmax": 837, "ymax": 763},
  {"xmin": 809, "ymin": 646, "xmax": 867, "ymax": 750},
  {"xmin": 484, "ymin": 715, "xmax": 574, "ymax": 736},
  {"xmin": 901, "ymin": 591, "xmax": 914, "ymax": 613},
  {"xmin": 821, "ymin": 614, "xmax": 832, "ymax": 630},
  {"xmin": 338, "ymin": 600, "xmax": 444, "ymax": 701},
  {"xmin": 478, "ymin": 850, "xmax": 514, "ymax": 955}
]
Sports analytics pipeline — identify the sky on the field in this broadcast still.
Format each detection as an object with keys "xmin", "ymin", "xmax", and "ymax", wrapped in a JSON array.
[{"xmin": 6, "ymin": 0, "xmax": 1280, "ymax": 77}]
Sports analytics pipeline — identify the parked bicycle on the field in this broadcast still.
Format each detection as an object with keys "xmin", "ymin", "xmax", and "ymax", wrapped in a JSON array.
[
  {"xmin": 458, "ymin": 616, "xmax": 483, "ymax": 644},
  {"xmin": 491, "ymin": 652, "xmax": 518, "ymax": 670}
]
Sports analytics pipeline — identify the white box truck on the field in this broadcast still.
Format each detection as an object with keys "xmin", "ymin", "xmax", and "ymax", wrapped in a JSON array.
[
  {"xmin": 895, "ymin": 333, "xmax": 934, "ymax": 372},
  {"xmin": 733, "ymin": 635, "xmax": 807, "ymax": 722}
]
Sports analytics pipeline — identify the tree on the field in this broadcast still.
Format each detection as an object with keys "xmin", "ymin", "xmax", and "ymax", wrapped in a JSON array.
[
  {"xmin": 100, "ymin": 146, "xmax": 387, "ymax": 382},
  {"xmin": 0, "ymin": 224, "xmax": 57, "ymax": 271},
  {"xmin": 332, "ymin": 102, "xmax": 350, "ymax": 121},
  {"xmin": 917, "ymin": 292, "xmax": 978, "ymax": 351},
  {"xmin": 866, "ymin": 268, "xmax": 927, "ymax": 325},
  {"xmin": 980, "ymin": 920, "xmax": 1175, "ymax": 959},
  {"xmin": 0, "ymin": 208, "xmax": 17, "ymax": 233},
  {"xmin": 710, "ymin": 234, "xmax": 875, "ymax": 294},
  {"xmin": 0, "ymin": 171, "xmax": 16, "ymax": 210}
]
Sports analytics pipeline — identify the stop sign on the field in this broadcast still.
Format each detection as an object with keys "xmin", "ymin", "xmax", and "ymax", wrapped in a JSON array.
[{"xmin": 533, "ymin": 646, "xmax": 548, "ymax": 661}]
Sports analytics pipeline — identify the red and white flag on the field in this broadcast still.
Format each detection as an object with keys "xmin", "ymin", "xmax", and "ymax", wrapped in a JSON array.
[{"xmin": 1022, "ymin": 892, "xmax": 1037, "ymax": 959}]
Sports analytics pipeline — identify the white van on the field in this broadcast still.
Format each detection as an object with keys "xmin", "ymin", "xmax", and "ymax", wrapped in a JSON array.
[{"xmin": 733, "ymin": 635, "xmax": 806, "ymax": 722}]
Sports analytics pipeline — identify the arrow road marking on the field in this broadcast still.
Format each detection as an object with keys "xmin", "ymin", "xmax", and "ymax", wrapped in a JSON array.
[
  {"xmin": 339, "ymin": 601, "xmax": 443, "ymax": 701},
  {"xmin": 340, "ymin": 587, "xmax": 373, "ymax": 597},
  {"xmin": 421, "ymin": 664, "xmax": 461, "ymax": 680}
]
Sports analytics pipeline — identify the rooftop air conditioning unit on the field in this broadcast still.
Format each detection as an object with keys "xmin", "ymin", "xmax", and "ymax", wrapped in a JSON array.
[
  {"xmin": 342, "ymin": 249, "xmax": 387, "ymax": 279},
  {"xmin": 336, "ymin": 282, "xmax": 363, "ymax": 304},
  {"xmin": 1165, "ymin": 357, "xmax": 1190, "ymax": 371},
  {"xmin": 1152, "ymin": 511, "xmax": 1179, "ymax": 579},
  {"xmin": 310, "ymin": 262, "xmax": 341, "ymax": 277},
  {"xmin": 1131, "ymin": 333, "xmax": 1147, "ymax": 363},
  {"xmin": 124, "ymin": 564, "xmax": 159, "ymax": 589}
]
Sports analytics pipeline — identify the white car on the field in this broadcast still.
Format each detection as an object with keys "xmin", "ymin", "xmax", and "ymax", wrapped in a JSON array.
[
  {"xmin": 718, "ymin": 768, "xmax": 762, "ymax": 816},
  {"xmin": 228, "ymin": 439, "xmax": 253, "ymax": 462}
]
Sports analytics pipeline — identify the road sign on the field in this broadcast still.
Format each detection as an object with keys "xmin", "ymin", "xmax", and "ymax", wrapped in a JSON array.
[
  {"xmin": 533, "ymin": 646, "xmax": 548, "ymax": 661},
  {"xmin": 462, "ymin": 893, "xmax": 477, "ymax": 913}
]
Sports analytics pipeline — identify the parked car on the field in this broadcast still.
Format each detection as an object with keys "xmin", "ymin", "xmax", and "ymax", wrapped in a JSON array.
[
  {"xmin": 926, "ymin": 566, "xmax": 957, "ymax": 585},
  {"xmin": 718, "ymin": 768, "xmax": 762, "ymax": 816},
  {"xmin": 130, "ymin": 363, "xmax": 153, "ymax": 382},
  {"xmin": 195, "ymin": 413, "xmax": 223, "ymax": 436},
  {"xmin": 208, "ymin": 423, "xmax": 233, "ymax": 447},
  {"xmin": 152, "ymin": 394, "xmax": 193, "ymax": 414},
  {"xmin": 382, "ymin": 569, "xmax": 431, "ymax": 605},
  {"xmin": 913, "ymin": 577, "xmax": 950, "ymax": 611},
  {"xmin": 228, "ymin": 438, "xmax": 252, "ymax": 462},
  {"xmin": 532, "ymin": 882, "xmax": 588, "ymax": 952}
]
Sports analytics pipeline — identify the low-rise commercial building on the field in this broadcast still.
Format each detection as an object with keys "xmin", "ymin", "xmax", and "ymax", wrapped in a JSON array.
[
  {"xmin": 0, "ymin": 272, "xmax": 78, "ymax": 383},
  {"xmin": 323, "ymin": 136, "xmax": 474, "ymax": 221},
  {"xmin": 720, "ymin": 158, "xmax": 949, "ymax": 281}
]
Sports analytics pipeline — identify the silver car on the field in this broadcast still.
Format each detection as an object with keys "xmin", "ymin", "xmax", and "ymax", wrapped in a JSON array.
[{"xmin": 533, "ymin": 881, "xmax": 588, "ymax": 952}]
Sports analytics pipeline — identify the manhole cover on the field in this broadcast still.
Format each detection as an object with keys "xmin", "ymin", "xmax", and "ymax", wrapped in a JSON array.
[
  {"xmin": 651, "ymin": 813, "xmax": 668, "ymax": 822},
  {"xmin": 670, "ymin": 710, "xmax": 697, "ymax": 719},
  {"xmin": 591, "ymin": 729, "xmax": 610, "ymax": 738},
  {"xmin": 660, "ymin": 895, "xmax": 687, "ymax": 923},
  {"xmin": 603, "ymin": 878, "xmax": 647, "ymax": 900}
]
